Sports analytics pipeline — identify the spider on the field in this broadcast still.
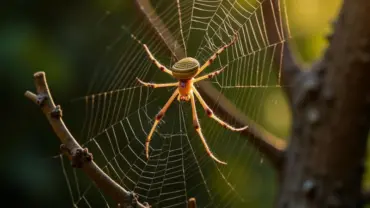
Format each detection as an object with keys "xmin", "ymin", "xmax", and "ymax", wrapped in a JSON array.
[{"xmin": 137, "ymin": 34, "xmax": 247, "ymax": 165}]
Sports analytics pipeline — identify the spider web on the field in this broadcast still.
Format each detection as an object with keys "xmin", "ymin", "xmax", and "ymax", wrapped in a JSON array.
[{"xmin": 59, "ymin": 0, "xmax": 290, "ymax": 207}]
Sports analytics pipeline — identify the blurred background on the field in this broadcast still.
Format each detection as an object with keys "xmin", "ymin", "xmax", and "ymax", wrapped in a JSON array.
[{"xmin": 1, "ymin": 0, "xmax": 344, "ymax": 207}]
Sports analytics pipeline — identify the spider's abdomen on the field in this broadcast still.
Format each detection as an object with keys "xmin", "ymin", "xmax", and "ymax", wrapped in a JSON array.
[{"xmin": 172, "ymin": 57, "xmax": 200, "ymax": 79}]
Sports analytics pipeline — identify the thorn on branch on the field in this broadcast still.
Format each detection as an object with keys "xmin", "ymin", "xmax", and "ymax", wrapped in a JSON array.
[{"xmin": 50, "ymin": 105, "xmax": 63, "ymax": 118}]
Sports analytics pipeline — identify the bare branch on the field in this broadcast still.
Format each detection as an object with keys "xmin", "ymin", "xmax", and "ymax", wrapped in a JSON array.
[
  {"xmin": 25, "ymin": 72, "xmax": 149, "ymax": 208},
  {"xmin": 135, "ymin": 0, "xmax": 286, "ymax": 169}
]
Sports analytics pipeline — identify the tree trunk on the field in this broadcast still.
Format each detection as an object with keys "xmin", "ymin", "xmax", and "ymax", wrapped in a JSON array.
[{"xmin": 277, "ymin": 0, "xmax": 370, "ymax": 207}]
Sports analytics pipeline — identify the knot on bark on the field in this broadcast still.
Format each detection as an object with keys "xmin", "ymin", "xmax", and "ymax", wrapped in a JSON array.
[
  {"xmin": 357, "ymin": 38, "xmax": 370, "ymax": 63},
  {"xmin": 60, "ymin": 144, "xmax": 70, "ymax": 154},
  {"xmin": 71, "ymin": 148, "xmax": 93, "ymax": 168},
  {"xmin": 60, "ymin": 145, "xmax": 93, "ymax": 168},
  {"xmin": 293, "ymin": 70, "xmax": 321, "ymax": 108},
  {"xmin": 50, "ymin": 105, "xmax": 63, "ymax": 118},
  {"xmin": 36, "ymin": 94, "xmax": 48, "ymax": 106},
  {"xmin": 306, "ymin": 107, "xmax": 320, "ymax": 125},
  {"xmin": 302, "ymin": 179, "xmax": 318, "ymax": 200}
]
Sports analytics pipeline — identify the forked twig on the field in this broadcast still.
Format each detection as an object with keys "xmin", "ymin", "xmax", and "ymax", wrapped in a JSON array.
[
  {"xmin": 25, "ymin": 72, "xmax": 149, "ymax": 208},
  {"xmin": 135, "ymin": 0, "xmax": 287, "ymax": 168}
]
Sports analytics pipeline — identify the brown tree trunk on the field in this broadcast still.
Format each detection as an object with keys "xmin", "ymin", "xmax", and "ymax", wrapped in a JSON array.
[{"xmin": 277, "ymin": 0, "xmax": 370, "ymax": 207}]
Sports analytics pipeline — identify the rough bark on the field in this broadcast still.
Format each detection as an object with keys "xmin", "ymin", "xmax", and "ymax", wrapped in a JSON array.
[{"xmin": 277, "ymin": 0, "xmax": 370, "ymax": 207}]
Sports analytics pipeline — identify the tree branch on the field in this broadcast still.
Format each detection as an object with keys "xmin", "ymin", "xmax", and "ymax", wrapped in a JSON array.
[
  {"xmin": 197, "ymin": 81, "xmax": 286, "ymax": 167},
  {"xmin": 135, "ymin": 0, "xmax": 185, "ymax": 60},
  {"xmin": 25, "ymin": 72, "xmax": 149, "ymax": 208},
  {"xmin": 135, "ymin": 0, "xmax": 286, "ymax": 169}
]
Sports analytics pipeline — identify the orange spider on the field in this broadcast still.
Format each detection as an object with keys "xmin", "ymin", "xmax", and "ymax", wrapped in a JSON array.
[{"xmin": 137, "ymin": 35, "xmax": 247, "ymax": 165}]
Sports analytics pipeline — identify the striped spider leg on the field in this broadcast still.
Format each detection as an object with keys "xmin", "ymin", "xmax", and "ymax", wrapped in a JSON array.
[
  {"xmin": 194, "ymin": 33, "xmax": 238, "ymax": 76},
  {"xmin": 137, "ymin": 33, "xmax": 246, "ymax": 164},
  {"xmin": 189, "ymin": 92, "xmax": 227, "ymax": 165},
  {"xmin": 136, "ymin": 78, "xmax": 178, "ymax": 88},
  {"xmin": 191, "ymin": 86, "xmax": 248, "ymax": 132},
  {"xmin": 143, "ymin": 89, "xmax": 179, "ymax": 159},
  {"xmin": 143, "ymin": 44, "xmax": 173, "ymax": 76}
]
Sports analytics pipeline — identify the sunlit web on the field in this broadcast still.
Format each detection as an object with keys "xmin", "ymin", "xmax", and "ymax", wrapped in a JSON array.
[{"xmin": 59, "ymin": 0, "xmax": 291, "ymax": 207}]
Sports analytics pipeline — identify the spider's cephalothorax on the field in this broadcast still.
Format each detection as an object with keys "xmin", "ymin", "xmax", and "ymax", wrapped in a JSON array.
[{"xmin": 137, "ymin": 34, "xmax": 247, "ymax": 165}]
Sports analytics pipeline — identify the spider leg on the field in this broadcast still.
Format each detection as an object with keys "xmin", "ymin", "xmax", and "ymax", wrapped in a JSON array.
[
  {"xmin": 190, "ymin": 92, "xmax": 227, "ymax": 165},
  {"xmin": 195, "ymin": 34, "xmax": 237, "ymax": 76},
  {"xmin": 143, "ymin": 44, "xmax": 173, "ymax": 76},
  {"xmin": 192, "ymin": 87, "xmax": 248, "ymax": 131},
  {"xmin": 145, "ymin": 89, "xmax": 178, "ymax": 159},
  {"xmin": 137, "ymin": 78, "xmax": 178, "ymax": 88},
  {"xmin": 193, "ymin": 66, "xmax": 226, "ymax": 83}
]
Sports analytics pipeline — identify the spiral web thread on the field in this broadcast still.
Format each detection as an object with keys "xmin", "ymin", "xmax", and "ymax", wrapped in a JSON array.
[{"xmin": 59, "ymin": 0, "xmax": 290, "ymax": 207}]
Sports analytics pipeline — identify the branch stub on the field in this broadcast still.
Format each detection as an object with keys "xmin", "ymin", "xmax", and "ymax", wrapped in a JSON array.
[
  {"xmin": 50, "ymin": 105, "xmax": 63, "ymax": 118},
  {"xmin": 36, "ymin": 93, "xmax": 48, "ymax": 107},
  {"xmin": 71, "ymin": 148, "xmax": 93, "ymax": 168}
]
